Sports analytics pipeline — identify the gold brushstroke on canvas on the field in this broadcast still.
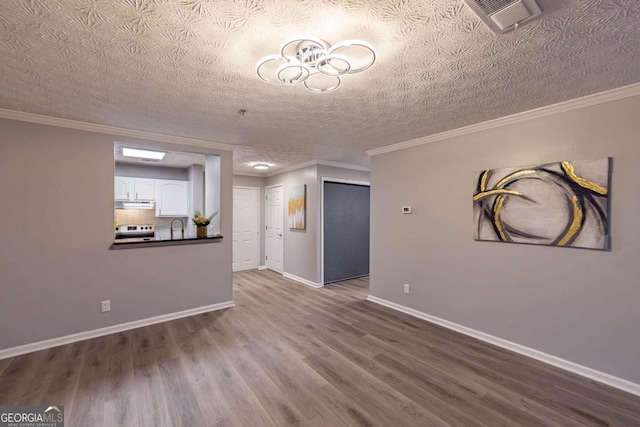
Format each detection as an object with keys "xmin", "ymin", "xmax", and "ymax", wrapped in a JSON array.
[
  {"xmin": 493, "ymin": 195, "xmax": 508, "ymax": 241},
  {"xmin": 495, "ymin": 169, "xmax": 537, "ymax": 189},
  {"xmin": 475, "ymin": 159, "xmax": 609, "ymax": 249},
  {"xmin": 473, "ymin": 189, "xmax": 522, "ymax": 202},
  {"xmin": 479, "ymin": 170, "xmax": 490, "ymax": 192},
  {"xmin": 288, "ymin": 196, "xmax": 305, "ymax": 229},
  {"xmin": 556, "ymin": 195, "xmax": 583, "ymax": 246},
  {"xmin": 561, "ymin": 162, "xmax": 608, "ymax": 195}
]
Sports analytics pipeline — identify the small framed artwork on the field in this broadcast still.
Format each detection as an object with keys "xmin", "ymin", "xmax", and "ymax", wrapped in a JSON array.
[
  {"xmin": 473, "ymin": 158, "xmax": 610, "ymax": 250},
  {"xmin": 288, "ymin": 184, "xmax": 306, "ymax": 230}
]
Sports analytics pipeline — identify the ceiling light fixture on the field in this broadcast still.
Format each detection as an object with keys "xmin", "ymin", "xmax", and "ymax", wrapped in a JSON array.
[
  {"xmin": 256, "ymin": 36, "xmax": 376, "ymax": 94},
  {"xmin": 253, "ymin": 163, "xmax": 270, "ymax": 170},
  {"xmin": 122, "ymin": 147, "xmax": 166, "ymax": 160}
]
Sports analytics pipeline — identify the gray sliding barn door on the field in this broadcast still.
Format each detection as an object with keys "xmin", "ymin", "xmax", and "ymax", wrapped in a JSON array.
[{"xmin": 323, "ymin": 182, "xmax": 370, "ymax": 284}]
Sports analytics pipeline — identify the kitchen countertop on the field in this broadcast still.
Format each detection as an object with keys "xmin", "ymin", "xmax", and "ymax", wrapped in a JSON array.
[{"xmin": 112, "ymin": 234, "xmax": 223, "ymax": 248}]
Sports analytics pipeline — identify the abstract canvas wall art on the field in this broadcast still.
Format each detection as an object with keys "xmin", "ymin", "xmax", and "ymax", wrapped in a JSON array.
[
  {"xmin": 288, "ymin": 184, "xmax": 306, "ymax": 230},
  {"xmin": 473, "ymin": 158, "xmax": 610, "ymax": 250}
]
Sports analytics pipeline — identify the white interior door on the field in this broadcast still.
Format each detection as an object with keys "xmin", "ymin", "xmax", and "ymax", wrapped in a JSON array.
[
  {"xmin": 266, "ymin": 185, "xmax": 284, "ymax": 274},
  {"xmin": 233, "ymin": 187, "xmax": 260, "ymax": 272}
]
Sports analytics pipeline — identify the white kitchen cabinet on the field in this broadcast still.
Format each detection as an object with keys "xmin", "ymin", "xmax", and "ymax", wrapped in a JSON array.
[
  {"xmin": 155, "ymin": 179, "xmax": 189, "ymax": 217},
  {"xmin": 115, "ymin": 177, "xmax": 134, "ymax": 200},
  {"xmin": 133, "ymin": 178, "xmax": 155, "ymax": 200},
  {"xmin": 114, "ymin": 177, "xmax": 155, "ymax": 200}
]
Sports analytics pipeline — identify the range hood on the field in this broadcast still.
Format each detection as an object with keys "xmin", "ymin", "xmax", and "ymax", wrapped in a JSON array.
[{"xmin": 115, "ymin": 200, "xmax": 156, "ymax": 210}]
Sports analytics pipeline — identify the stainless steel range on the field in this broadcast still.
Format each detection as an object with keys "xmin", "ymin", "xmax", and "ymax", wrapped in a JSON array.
[{"xmin": 115, "ymin": 224, "xmax": 155, "ymax": 241}]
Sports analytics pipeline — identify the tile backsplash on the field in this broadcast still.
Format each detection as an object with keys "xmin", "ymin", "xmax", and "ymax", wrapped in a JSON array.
[
  {"xmin": 114, "ymin": 209, "xmax": 189, "ymax": 238},
  {"xmin": 114, "ymin": 209, "xmax": 155, "ymax": 225}
]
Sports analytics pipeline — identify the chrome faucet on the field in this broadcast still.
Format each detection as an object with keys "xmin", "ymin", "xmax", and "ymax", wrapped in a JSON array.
[{"xmin": 170, "ymin": 218, "xmax": 184, "ymax": 240}]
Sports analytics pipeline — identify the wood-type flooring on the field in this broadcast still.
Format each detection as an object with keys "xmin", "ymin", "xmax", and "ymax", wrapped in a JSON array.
[{"xmin": 1, "ymin": 270, "xmax": 639, "ymax": 426}]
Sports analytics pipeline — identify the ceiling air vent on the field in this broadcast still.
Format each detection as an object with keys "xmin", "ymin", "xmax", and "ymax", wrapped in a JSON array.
[{"xmin": 464, "ymin": 0, "xmax": 542, "ymax": 34}]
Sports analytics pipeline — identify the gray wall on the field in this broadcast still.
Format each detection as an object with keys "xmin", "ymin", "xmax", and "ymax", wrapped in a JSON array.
[
  {"xmin": 188, "ymin": 164, "xmax": 204, "ymax": 236},
  {"xmin": 233, "ymin": 175, "xmax": 266, "ymax": 266},
  {"xmin": 0, "ymin": 118, "xmax": 233, "ymax": 350},
  {"xmin": 317, "ymin": 165, "xmax": 370, "ymax": 185},
  {"xmin": 267, "ymin": 165, "xmax": 318, "ymax": 283},
  {"xmin": 114, "ymin": 162, "xmax": 189, "ymax": 180},
  {"xmin": 369, "ymin": 95, "xmax": 640, "ymax": 383}
]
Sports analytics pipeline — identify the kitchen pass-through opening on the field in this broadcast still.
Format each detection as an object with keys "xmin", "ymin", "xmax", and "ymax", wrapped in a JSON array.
[{"xmin": 113, "ymin": 142, "xmax": 221, "ymax": 243}]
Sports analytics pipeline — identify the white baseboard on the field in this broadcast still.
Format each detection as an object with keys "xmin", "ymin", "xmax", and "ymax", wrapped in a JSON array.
[
  {"xmin": 366, "ymin": 295, "xmax": 640, "ymax": 397},
  {"xmin": 258, "ymin": 265, "xmax": 267, "ymax": 270},
  {"xmin": 0, "ymin": 300, "xmax": 235, "ymax": 360},
  {"xmin": 283, "ymin": 272, "xmax": 323, "ymax": 288}
]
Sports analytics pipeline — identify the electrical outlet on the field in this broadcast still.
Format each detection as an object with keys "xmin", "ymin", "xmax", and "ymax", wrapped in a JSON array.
[
  {"xmin": 101, "ymin": 300, "xmax": 111, "ymax": 313},
  {"xmin": 403, "ymin": 284, "xmax": 410, "ymax": 294}
]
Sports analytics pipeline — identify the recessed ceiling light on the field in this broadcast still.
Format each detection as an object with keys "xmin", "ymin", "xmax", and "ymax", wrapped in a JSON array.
[
  {"xmin": 253, "ymin": 163, "xmax": 270, "ymax": 170},
  {"xmin": 122, "ymin": 147, "xmax": 166, "ymax": 160}
]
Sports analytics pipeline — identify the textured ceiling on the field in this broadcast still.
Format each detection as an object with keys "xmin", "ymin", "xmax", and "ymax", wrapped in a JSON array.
[{"xmin": 1, "ymin": 0, "xmax": 640, "ymax": 175}]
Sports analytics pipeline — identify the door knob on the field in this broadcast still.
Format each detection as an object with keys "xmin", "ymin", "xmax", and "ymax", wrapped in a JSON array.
[{"xmin": 277, "ymin": 233, "xmax": 282, "ymax": 237}]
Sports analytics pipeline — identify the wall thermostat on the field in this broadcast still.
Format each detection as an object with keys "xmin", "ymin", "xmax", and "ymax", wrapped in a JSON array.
[{"xmin": 402, "ymin": 206, "xmax": 412, "ymax": 214}]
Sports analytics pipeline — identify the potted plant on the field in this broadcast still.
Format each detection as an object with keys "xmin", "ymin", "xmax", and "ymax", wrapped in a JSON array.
[{"xmin": 192, "ymin": 210, "xmax": 218, "ymax": 238}]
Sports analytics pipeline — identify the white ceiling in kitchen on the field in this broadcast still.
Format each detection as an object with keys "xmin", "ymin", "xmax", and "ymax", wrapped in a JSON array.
[{"xmin": 1, "ymin": 0, "xmax": 639, "ymax": 174}]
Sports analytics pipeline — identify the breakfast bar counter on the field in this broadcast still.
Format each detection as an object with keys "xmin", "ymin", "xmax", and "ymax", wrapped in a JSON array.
[{"xmin": 112, "ymin": 234, "xmax": 223, "ymax": 249}]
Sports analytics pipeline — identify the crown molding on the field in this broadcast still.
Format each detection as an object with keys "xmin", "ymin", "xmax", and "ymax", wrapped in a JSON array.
[
  {"xmin": 233, "ymin": 171, "xmax": 267, "ymax": 178},
  {"xmin": 0, "ymin": 108, "xmax": 237, "ymax": 151},
  {"xmin": 316, "ymin": 160, "xmax": 370, "ymax": 172},
  {"xmin": 265, "ymin": 159, "xmax": 370, "ymax": 177},
  {"xmin": 265, "ymin": 160, "xmax": 317, "ymax": 177},
  {"xmin": 367, "ymin": 82, "xmax": 640, "ymax": 156}
]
